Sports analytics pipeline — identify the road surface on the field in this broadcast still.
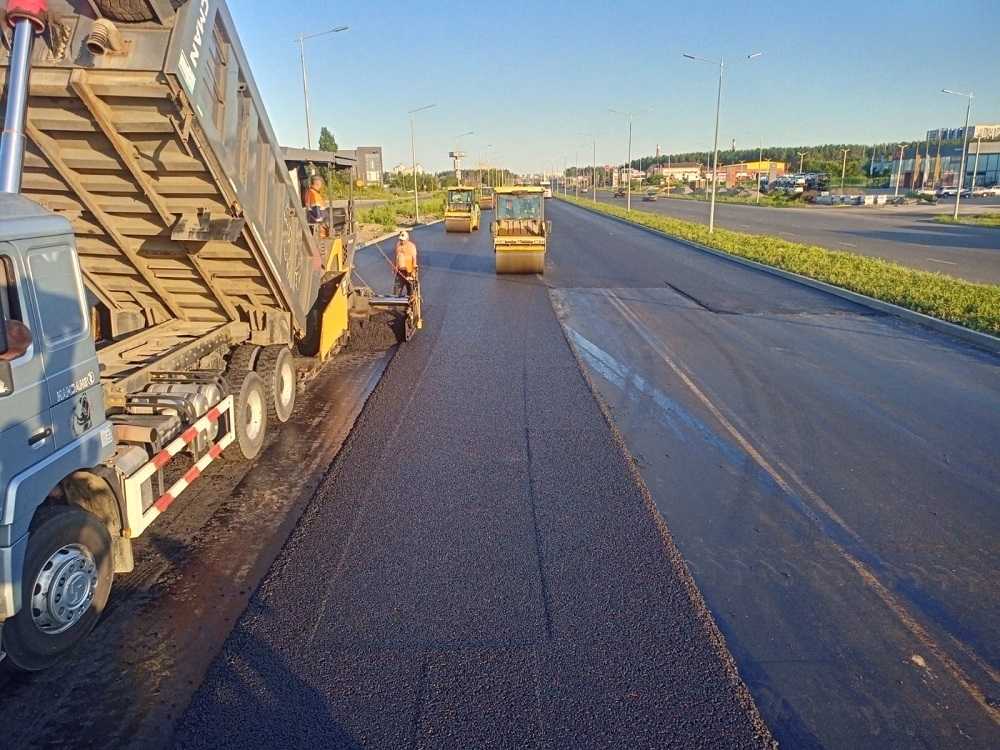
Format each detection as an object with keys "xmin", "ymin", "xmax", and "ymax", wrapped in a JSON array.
[
  {"xmin": 546, "ymin": 200, "xmax": 1000, "ymax": 748},
  {"xmin": 176, "ymin": 221, "xmax": 772, "ymax": 749},
  {"xmin": 594, "ymin": 192, "xmax": 1000, "ymax": 285}
]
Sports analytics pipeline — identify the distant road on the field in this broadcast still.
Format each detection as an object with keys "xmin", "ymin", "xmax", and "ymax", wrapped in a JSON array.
[{"xmin": 590, "ymin": 192, "xmax": 1000, "ymax": 285}]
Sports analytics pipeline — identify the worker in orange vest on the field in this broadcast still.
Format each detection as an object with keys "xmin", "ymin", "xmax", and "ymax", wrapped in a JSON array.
[{"xmin": 394, "ymin": 230, "xmax": 422, "ymax": 329}]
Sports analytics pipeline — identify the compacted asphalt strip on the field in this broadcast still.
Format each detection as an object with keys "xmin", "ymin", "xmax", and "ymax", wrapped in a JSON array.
[
  {"xmin": 544, "ymin": 200, "xmax": 1000, "ymax": 748},
  {"xmin": 596, "ymin": 192, "xmax": 1000, "ymax": 285},
  {"xmin": 175, "ymin": 222, "xmax": 774, "ymax": 748}
]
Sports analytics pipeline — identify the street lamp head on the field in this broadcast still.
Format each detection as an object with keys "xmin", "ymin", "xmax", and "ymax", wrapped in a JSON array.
[
  {"xmin": 747, "ymin": 51, "xmax": 763, "ymax": 60},
  {"xmin": 408, "ymin": 103, "xmax": 436, "ymax": 115},
  {"xmin": 941, "ymin": 88, "xmax": 973, "ymax": 99}
]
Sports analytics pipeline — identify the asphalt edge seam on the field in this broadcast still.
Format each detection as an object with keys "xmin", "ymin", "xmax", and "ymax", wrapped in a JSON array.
[
  {"xmin": 546, "ymin": 288, "xmax": 778, "ymax": 749},
  {"xmin": 556, "ymin": 198, "xmax": 1000, "ymax": 355}
]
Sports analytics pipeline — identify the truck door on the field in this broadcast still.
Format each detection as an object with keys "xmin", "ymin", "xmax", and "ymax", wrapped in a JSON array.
[
  {"xmin": 0, "ymin": 247, "xmax": 54, "ymax": 496},
  {"xmin": 22, "ymin": 240, "xmax": 104, "ymax": 451}
]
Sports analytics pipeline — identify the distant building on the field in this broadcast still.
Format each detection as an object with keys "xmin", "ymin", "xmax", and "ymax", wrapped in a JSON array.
[
  {"xmin": 718, "ymin": 160, "xmax": 786, "ymax": 186},
  {"xmin": 392, "ymin": 163, "xmax": 425, "ymax": 176},
  {"xmin": 647, "ymin": 161, "xmax": 703, "ymax": 182},
  {"xmin": 889, "ymin": 140, "xmax": 1000, "ymax": 189},
  {"xmin": 926, "ymin": 123, "xmax": 1000, "ymax": 142}
]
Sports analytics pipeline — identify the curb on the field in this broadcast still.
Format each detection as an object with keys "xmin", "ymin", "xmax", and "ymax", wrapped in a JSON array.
[{"xmin": 557, "ymin": 198, "xmax": 1000, "ymax": 355}]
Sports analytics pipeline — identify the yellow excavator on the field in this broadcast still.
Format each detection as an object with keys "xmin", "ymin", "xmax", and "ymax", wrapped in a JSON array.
[
  {"xmin": 492, "ymin": 186, "xmax": 550, "ymax": 274},
  {"xmin": 444, "ymin": 186, "xmax": 481, "ymax": 232}
]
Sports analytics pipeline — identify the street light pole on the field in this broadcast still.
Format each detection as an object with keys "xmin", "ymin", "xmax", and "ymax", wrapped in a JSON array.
[
  {"xmin": 408, "ymin": 103, "xmax": 436, "ymax": 224},
  {"xmin": 756, "ymin": 139, "xmax": 763, "ymax": 205},
  {"xmin": 840, "ymin": 148, "xmax": 850, "ymax": 192},
  {"xmin": 941, "ymin": 89, "xmax": 973, "ymax": 219},
  {"xmin": 296, "ymin": 25, "xmax": 349, "ymax": 150},
  {"xmin": 971, "ymin": 135, "xmax": 982, "ymax": 193},
  {"xmin": 797, "ymin": 151, "xmax": 806, "ymax": 173},
  {"xmin": 893, "ymin": 143, "xmax": 907, "ymax": 199},
  {"xmin": 683, "ymin": 51, "xmax": 761, "ymax": 233}
]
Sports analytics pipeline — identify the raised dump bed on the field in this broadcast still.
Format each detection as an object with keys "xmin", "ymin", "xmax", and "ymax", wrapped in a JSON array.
[{"xmin": 0, "ymin": 0, "xmax": 328, "ymax": 383}]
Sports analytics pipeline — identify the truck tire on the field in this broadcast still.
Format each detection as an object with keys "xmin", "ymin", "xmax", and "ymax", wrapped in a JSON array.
[
  {"xmin": 93, "ymin": 0, "xmax": 156, "ymax": 22},
  {"xmin": 2, "ymin": 506, "xmax": 113, "ymax": 672},
  {"xmin": 255, "ymin": 346, "xmax": 296, "ymax": 423},
  {"xmin": 230, "ymin": 370, "xmax": 268, "ymax": 460},
  {"xmin": 227, "ymin": 344, "xmax": 260, "ymax": 376}
]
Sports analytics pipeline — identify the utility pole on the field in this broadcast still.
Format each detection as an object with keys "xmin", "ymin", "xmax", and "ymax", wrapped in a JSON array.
[
  {"xmin": 756, "ymin": 140, "xmax": 764, "ymax": 204},
  {"xmin": 840, "ymin": 147, "xmax": 850, "ymax": 192},
  {"xmin": 296, "ymin": 25, "xmax": 349, "ymax": 150},
  {"xmin": 942, "ymin": 88, "xmax": 974, "ymax": 219},
  {"xmin": 610, "ymin": 109, "xmax": 645, "ymax": 213},
  {"xmin": 797, "ymin": 151, "xmax": 807, "ymax": 173},
  {"xmin": 683, "ymin": 51, "xmax": 762, "ymax": 232},
  {"xmin": 971, "ymin": 135, "xmax": 982, "ymax": 192},
  {"xmin": 893, "ymin": 143, "xmax": 907, "ymax": 199},
  {"xmin": 408, "ymin": 103, "xmax": 436, "ymax": 224}
]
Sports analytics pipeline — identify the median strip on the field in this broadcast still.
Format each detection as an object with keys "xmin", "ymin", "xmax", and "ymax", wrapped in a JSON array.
[{"xmin": 558, "ymin": 195, "xmax": 1000, "ymax": 337}]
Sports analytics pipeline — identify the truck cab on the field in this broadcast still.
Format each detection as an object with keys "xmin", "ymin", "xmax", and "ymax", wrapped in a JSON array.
[{"xmin": 1, "ymin": 194, "xmax": 115, "ymax": 670}]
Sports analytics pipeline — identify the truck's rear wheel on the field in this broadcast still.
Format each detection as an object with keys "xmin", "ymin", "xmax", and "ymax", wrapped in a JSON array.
[
  {"xmin": 256, "ymin": 346, "xmax": 296, "ymax": 423},
  {"xmin": 2, "ymin": 507, "xmax": 113, "ymax": 672},
  {"xmin": 230, "ymin": 371, "xmax": 268, "ymax": 460}
]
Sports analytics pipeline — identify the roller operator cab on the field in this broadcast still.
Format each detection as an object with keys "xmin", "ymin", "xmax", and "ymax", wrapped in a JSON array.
[
  {"xmin": 444, "ymin": 186, "xmax": 481, "ymax": 233},
  {"xmin": 491, "ymin": 186, "xmax": 549, "ymax": 275},
  {"xmin": 478, "ymin": 186, "xmax": 495, "ymax": 210}
]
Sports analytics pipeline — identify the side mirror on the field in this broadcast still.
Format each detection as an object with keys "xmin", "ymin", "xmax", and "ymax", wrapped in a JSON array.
[{"xmin": 0, "ymin": 319, "xmax": 31, "ymax": 362}]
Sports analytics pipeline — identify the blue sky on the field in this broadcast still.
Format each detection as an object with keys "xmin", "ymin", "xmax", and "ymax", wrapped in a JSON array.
[{"xmin": 229, "ymin": 0, "xmax": 1000, "ymax": 173}]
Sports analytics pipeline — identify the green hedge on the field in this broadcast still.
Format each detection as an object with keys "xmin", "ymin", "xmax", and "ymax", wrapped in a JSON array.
[{"xmin": 558, "ymin": 195, "xmax": 1000, "ymax": 336}]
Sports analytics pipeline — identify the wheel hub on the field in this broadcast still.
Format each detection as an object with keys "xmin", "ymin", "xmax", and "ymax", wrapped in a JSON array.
[{"xmin": 31, "ymin": 544, "xmax": 97, "ymax": 634}]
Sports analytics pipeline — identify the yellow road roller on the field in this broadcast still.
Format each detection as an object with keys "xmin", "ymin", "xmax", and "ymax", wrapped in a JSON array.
[
  {"xmin": 444, "ymin": 186, "xmax": 481, "ymax": 232},
  {"xmin": 479, "ymin": 186, "xmax": 496, "ymax": 210},
  {"xmin": 492, "ymin": 186, "xmax": 550, "ymax": 274}
]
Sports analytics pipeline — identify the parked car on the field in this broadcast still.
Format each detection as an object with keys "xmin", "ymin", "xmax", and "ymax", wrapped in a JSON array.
[
  {"xmin": 937, "ymin": 186, "xmax": 971, "ymax": 198},
  {"xmin": 973, "ymin": 185, "xmax": 1000, "ymax": 197},
  {"xmin": 642, "ymin": 191, "xmax": 658, "ymax": 202}
]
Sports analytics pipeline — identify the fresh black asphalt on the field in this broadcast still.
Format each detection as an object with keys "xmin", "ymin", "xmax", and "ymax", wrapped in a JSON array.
[
  {"xmin": 545, "ymin": 199, "xmax": 1000, "ymax": 748},
  {"xmin": 175, "ymin": 221, "xmax": 773, "ymax": 748}
]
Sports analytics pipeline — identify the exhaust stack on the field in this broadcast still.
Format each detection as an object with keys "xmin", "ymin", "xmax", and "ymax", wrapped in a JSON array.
[{"xmin": 0, "ymin": 0, "xmax": 47, "ymax": 194}]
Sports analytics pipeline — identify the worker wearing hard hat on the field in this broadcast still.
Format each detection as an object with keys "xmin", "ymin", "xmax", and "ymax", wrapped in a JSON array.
[
  {"xmin": 394, "ymin": 230, "xmax": 422, "ymax": 329},
  {"xmin": 394, "ymin": 230, "xmax": 418, "ymax": 298}
]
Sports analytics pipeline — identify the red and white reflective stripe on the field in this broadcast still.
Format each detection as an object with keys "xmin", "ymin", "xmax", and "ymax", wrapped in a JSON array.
[
  {"xmin": 131, "ymin": 397, "xmax": 233, "ymax": 485},
  {"xmin": 149, "ymin": 431, "xmax": 233, "ymax": 515}
]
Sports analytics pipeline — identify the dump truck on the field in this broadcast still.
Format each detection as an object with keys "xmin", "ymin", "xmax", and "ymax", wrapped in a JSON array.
[
  {"xmin": 443, "ymin": 185, "xmax": 480, "ymax": 232},
  {"xmin": 0, "ymin": 0, "xmax": 407, "ymax": 671},
  {"xmin": 492, "ymin": 185, "xmax": 549, "ymax": 274},
  {"xmin": 478, "ymin": 185, "xmax": 495, "ymax": 210}
]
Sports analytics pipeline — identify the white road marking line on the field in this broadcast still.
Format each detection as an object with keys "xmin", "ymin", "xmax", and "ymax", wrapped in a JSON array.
[
  {"xmin": 926, "ymin": 258, "xmax": 958, "ymax": 265},
  {"xmin": 601, "ymin": 288, "xmax": 1000, "ymax": 721},
  {"xmin": 839, "ymin": 241, "xmax": 858, "ymax": 247}
]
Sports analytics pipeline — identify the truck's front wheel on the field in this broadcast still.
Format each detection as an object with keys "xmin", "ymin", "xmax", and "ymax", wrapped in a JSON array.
[{"xmin": 3, "ymin": 507, "xmax": 113, "ymax": 671}]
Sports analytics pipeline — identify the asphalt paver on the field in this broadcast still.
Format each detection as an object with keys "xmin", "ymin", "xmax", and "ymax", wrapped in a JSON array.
[{"xmin": 176, "ymin": 222, "xmax": 773, "ymax": 748}]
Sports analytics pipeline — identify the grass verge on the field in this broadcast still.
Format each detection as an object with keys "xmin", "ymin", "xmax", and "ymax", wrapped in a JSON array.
[
  {"xmin": 358, "ymin": 192, "xmax": 445, "ymax": 232},
  {"xmin": 558, "ymin": 194, "xmax": 1000, "ymax": 336},
  {"xmin": 934, "ymin": 214, "xmax": 1000, "ymax": 228}
]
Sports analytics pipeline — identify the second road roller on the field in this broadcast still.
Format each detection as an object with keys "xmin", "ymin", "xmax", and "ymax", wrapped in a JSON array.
[
  {"xmin": 492, "ymin": 186, "xmax": 550, "ymax": 274},
  {"xmin": 444, "ymin": 186, "xmax": 482, "ymax": 232}
]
